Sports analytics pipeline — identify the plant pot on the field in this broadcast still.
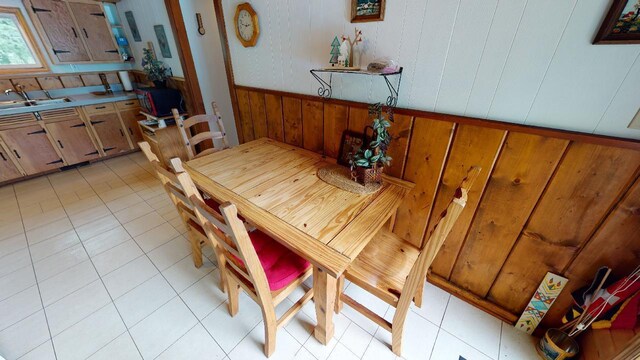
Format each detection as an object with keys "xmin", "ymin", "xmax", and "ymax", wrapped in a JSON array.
[
  {"xmin": 153, "ymin": 80, "xmax": 167, "ymax": 88},
  {"xmin": 353, "ymin": 165, "xmax": 383, "ymax": 186}
]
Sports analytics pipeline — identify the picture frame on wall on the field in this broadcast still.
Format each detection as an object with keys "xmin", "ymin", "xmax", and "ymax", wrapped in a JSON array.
[
  {"xmin": 594, "ymin": 0, "xmax": 640, "ymax": 44},
  {"xmin": 154, "ymin": 25, "xmax": 172, "ymax": 58},
  {"xmin": 124, "ymin": 11, "xmax": 141, "ymax": 42},
  {"xmin": 351, "ymin": 0, "xmax": 385, "ymax": 23}
]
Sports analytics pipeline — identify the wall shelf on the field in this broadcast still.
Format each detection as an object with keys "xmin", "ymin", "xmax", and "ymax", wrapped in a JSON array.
[{"xmin": 310, "ymin": 67, "xmax": 403, "ymax": 108}]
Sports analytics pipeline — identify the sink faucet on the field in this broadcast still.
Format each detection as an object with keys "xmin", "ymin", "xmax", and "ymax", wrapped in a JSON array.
[
  {"xmin": 98, "ymin": 73, "xmax": 113, "ymax": 95},
  {"xmin": 6, "ymin": 85, "xmax": 32, "ymax": 102}
]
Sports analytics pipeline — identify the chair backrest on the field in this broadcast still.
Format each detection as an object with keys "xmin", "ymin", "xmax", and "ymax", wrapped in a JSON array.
[
  {"xmin": 170, "ymin": 157, "xmax": 274, "ymax": 302},
  {"xmin": 138, "ymin": 142, "xmax": 202, "ymax": 233},
  {"xmin": 173, "ymin": 101, "xmax": 229, "ymax": 160},
  {"xmin": 396, "ymin": 167, "xmax": 481, "ymax": 315}
]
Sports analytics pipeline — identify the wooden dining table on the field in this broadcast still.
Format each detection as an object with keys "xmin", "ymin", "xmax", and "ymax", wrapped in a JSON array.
[{"xmin": 184, "ymin": 138, "xmax": 413, "ymax": 344}]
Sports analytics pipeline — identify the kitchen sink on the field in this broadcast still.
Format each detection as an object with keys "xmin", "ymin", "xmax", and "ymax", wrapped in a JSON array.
[{"xmin": 0, "ymin": 97, "xmax": 71, "ymax": 110}]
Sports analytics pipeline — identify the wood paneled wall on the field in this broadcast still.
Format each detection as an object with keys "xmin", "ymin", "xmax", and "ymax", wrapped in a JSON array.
[{"xmin": 234, "ymin": 86, "xmax": 640, "ymax": 329}]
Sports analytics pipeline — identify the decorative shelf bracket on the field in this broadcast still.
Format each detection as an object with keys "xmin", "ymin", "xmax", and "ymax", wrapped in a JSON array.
[{"xmin": 309, "ymin": 67, "xmax": 403, "ymax": 110}]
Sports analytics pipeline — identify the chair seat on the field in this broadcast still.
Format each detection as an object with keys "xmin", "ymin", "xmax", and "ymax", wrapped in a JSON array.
[
  {"xmin": 345, "ymin": 228, "xmax": 420, "ymax": 306},
  {"xmin": 241, "ymin": 230, "xmax": 311, "ymax": 291}
]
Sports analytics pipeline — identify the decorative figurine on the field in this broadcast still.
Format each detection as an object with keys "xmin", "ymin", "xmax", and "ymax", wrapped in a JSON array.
[
  {"xmin": 339, "ymin": 38, "xmax": 351, "ymax": 67},
  {"xmin": 330, "ymin": 36, "xmax": 340, "ymax": 66}
]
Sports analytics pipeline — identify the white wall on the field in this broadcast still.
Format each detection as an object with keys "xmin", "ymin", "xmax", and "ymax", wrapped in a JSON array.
[
  {"xmin": 179, "ymin": 0, "xmax": 239, "ymax": 145},
  {"xmin": 221, "ymin": 0, "xmax": 640, "ymax": 140},
  {"xmin": 116, "ymin": 0, "xmax": 183, "ymax": 77},
  {"xmin": 1, "ymin": 0, "xmax": 131, "ymax": 73}
]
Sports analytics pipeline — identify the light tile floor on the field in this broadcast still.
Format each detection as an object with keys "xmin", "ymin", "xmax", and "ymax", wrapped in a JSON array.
[{"xmin": 0, "ymin": 153, "xmax": 540, "ymax": 360}]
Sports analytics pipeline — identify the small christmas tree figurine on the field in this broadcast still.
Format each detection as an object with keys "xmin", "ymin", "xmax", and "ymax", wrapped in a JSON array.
[{"xmin": 329, "ymin": 37, "xmax": 340, "ymax": 66}]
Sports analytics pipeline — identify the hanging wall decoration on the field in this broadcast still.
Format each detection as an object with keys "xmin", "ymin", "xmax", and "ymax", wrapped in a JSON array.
[
  {"xmin": 515, "ymin": 272, "xmax": 568, "ymax": 335},
  {"xmin": 351, "ymin": 0, "xmax": 386, "ymax": 23},
  {"xmin": 154, "ymin": 25, "xmax": 172, "ymax": 58},
  {"xmin": 124, "ymin": 11, "xmax": 141, "ymax": 42},
  {"xmin": 196, "ymin": 13, "xmax": 205, "ymax": 35},
  {"xmin": 594, "ymin": 0, "xmax": 640, "ymax": 44}
]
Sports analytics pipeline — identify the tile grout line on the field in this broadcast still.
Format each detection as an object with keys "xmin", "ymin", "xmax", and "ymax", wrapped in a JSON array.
[
  {"xmin": 12, "ymin": 183, "xmax": 59, "ymax": 360},
  {"xmin": 428, "ymin": 294, "xmax": 452, "ymax": 360},
  {"xmin": 45, "ymin": 170, "xmax": 146, "ymax": 359}
]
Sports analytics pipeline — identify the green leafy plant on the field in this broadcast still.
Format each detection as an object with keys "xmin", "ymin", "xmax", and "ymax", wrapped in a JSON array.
[
  {"xmin": 349, "ymin": 104, "xmax": 392, "ymax": 170},
  {"xmin": 141, "ymin": 48, "xmax": 170, "ymax": 82}
]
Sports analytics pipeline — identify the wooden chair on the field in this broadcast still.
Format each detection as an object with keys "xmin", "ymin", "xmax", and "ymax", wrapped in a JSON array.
[
  {"xmin": 172, "ymin": 101, "xmax": 229, "ymax": 160},
  {"xmin": 139, "ymin": 142, "xmax": 222, "ymax": 281},
  {"xmin": 335, "ymin": 167, "xmax": 481, "ymax": 356},
  {"xmin": 171, "ymin": 157, "xmax": 314, "ymax": 357}
]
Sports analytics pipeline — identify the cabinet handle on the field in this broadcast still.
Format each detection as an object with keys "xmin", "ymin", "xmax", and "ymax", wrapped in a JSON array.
[
  {"xmin": 71, "ymin": 123, "xmax": 86, "ymax": 128},
  {"xmin": 90, "ymin": 120, "xmax": 104, "ymax": 125},
  {"xmin": 0, "ymin": 152, "xmax": 6, "ymax": 161},
  {"xmin": 27, "ymin": 128, "xmax": 46, "ymax": 135},
  {"xmin": 103, "ymin": 147, "xmax": 116, "ymax": 152},
  {"xmin": 13, "ymin": 150, "xmax": 21, "ymax": 159},
  {"xmin": 128, "ymin": 127, "xmax": 133, "ymax": 135},
  {"xmin": 46, "ymin": 159, "xmax": 64, "ymax": 165},
  {"xmin": 83, "ymin": 28, "xmax": 88, "ymax": 38},
  {"xmin": 95, "ymin": 106, "xmax": 106, "ymax": 109},
  {"xmin": 72, "ymin": 27, "xmax": 78, "ymax": 38},
  {"xmin": 57, "ymin": 140, "xmax": 64, "ymax": 149},
  {"xmin": 85, "ymin": 150, "xmax": 99, "ymax": 156},
  {"xmin": 125, "ymin": 102, "xmax": 134, "ymax": 105},
  {"xmin": 119, "ymin": 129, "xmax": 124, "ymax": 137}
]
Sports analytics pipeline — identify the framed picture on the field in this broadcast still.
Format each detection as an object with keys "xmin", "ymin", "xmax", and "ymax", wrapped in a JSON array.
[
  {"xmin": 153, "ymin": 25, "xmax": 172, "ymax": 58},
  {"xmin": 594, "ymin": 0, "xmax": 640, "ymax": 44},
  {"xmin": 351, "ymin": 0, "xmax": 385, "ymax": 23},
  {"xmin": 124, "ymin": 11, "xmax": 141, "ymax": 42}
]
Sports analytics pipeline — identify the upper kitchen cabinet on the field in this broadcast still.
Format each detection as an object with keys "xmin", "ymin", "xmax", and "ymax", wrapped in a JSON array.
[
  {"xmin": 67, "ymin": 1, "xmax": 121, "ymax": 62},
  {"xmin": 24, "ymin": 0, "xmax": 121, "ymax": 64}
]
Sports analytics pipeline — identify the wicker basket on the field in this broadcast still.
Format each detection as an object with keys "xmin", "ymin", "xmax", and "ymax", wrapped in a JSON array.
[{"xmin": 352, "ymin": 165, "xmax": 383, "ymax": 186}]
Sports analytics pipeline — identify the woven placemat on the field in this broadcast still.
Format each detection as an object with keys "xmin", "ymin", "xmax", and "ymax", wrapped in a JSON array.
[{"xmin": 317, "ymin": 165, "xmax": 382, "ymax": 194}]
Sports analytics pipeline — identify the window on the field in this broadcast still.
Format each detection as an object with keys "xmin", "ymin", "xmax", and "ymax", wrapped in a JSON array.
[{"xmin": 0, "ymin": 7, "xmax": 47, "ymax": 74}]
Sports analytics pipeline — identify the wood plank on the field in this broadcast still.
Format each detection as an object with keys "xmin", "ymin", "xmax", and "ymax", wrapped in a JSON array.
[
  {"xmin": 488, "ymin": 143, "xmax": 640, "ymax": 313},
  {"xmin": 283, "ymin": 97, "xmax": 303, "ymax": 147},
  {"xmin": 393, "ymin": 117, "xmax": 455, "ymax": 247},
  {"xmin": 235, "ymin": 89, "xmax": 254, "ymax": 142},
  {"xmin": 81, "ymin": 74, "xmax": 102, "ymax": 86},
  {"xmin": 249, "ymin": 91, "xmax": 268, "ymax": 139},
  {"xmin": 265, "ymin": 94, "xmax": 284, "ymax": 141},
  {"xmin": 302, "ymin": 100, "xmax": 323, "ymax": 154},
  {"xmin": 59, "ymin": 75, "xmax": 83, "ymax": 88},
  {"xmin": 348, "ymin": 107, "xmax": 370, "ymax": 133},
  {"xmin": 323, "ymin": 104, "xmax": 348, "ymax": 158},
  {"xmin": 36, "ymin": 76, "xmax": 63, "ymax": 90},
  {"xmin": 428, "ymin": 125, "xmax": 507, "ymax": 277},
  {"xmin": 0, "ymin": 79, "xmax": 13, "ymax": 91},
  {"xmin": 542, "ymin": 176, "xmax": 640, "ymax": 329},
  {"xmin": 450, "ymin": 132, "xmax": 568, "ymax": 296},
  {"xmin": 385, "ymin": 114, "xmax": 414, "ymax": 179},
  {"xmin": 11, "ymin": 78, "xmax": 40, "ymax": 91}
]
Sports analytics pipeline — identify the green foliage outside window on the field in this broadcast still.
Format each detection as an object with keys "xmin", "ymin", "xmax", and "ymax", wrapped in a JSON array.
[{"xmin": 0, "ymin": 17, "xmax": 36, "ymax": 66}]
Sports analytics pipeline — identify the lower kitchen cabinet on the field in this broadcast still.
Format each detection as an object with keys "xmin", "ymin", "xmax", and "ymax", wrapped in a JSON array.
[
  {"xmin": 46, "ymin": 119, "xmax": 101, "ymax": 164},
  {"xmin": 0, "ymin": 125, "xmax": 64, "ymax": 175},
  {"xmin": 0, "ymin": 140, "xmax": 24, "ymax": 182},
  {"xmin": 118, "ymin": 109, "xmax": 146, "ymax": 148},
  {"xmin": 87, "ymin": 113, "xmax": 132, "ymax": 155}
]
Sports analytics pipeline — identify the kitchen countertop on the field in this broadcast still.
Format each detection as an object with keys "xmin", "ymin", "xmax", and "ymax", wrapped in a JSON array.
[{"xmin": 0, "ymin": 91, "xmax": 138, "ymax": 117}]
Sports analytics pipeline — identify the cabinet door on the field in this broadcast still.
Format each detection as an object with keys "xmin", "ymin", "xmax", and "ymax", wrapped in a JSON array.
[
  {"xmin": 0, "ymin": 141, "xmax": 24, "ymax": 182},
  {"xmin": 88, "ymin": 113, "xmax": 131, "ymax": 155},
  {"xmin": 0, "ymin": 126, "xmax": 63, "ymax": 175},
  {"xmin": 118, "ymin": 109, "xmax": 145, "ymax": 148},
  {"xmin": 27, "ymin": 0, "xmax": 90, "ymax": 62},
  {"xmin": 68, "ymin": 2, "xmax": 121, "ymax": 62},
  {"xmin": 46, "ymin": 119, "xmax": 100, "ymax": 164}
]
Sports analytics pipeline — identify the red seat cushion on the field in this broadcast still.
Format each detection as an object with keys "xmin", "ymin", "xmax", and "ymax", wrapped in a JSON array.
[
  {"xmin": 244, "ymin": 230, "xmax": 310, "ymax": 291},
  {"xmin": 204, "ymin": 198, "xmax": 245, "ymax": 222}
]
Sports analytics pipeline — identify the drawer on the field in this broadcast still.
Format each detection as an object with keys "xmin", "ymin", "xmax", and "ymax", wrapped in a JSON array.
[
  {"xmin": 115, "ymin": 99, "xmax": 140, "ymax": 110},
  {"xmin": 83, "ymin": 103, "xmax": 116, "ymax": 115}
]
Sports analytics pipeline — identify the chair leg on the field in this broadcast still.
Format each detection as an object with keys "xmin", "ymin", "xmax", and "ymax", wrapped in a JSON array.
[
  {"xmin": 263, "ymin": 313, "xmax": 277, "ymax": 357},
  {"xmin": 227, "ymin": 279, "xmax": 240, "ymax": 317},
  {"xmin": 213, "ymin": 245, "xmax": 228, "ymax": 293},
  {"xmin": 335, "ymin": 276, "xmax": 344, "ymax": 314},
  {"xmin": 185, "ymin": 228, "xmax": 203, "ymax": 268},
  {"xmin": 391, "ymin": 325, "xmax": 403, "ymax": 356}
]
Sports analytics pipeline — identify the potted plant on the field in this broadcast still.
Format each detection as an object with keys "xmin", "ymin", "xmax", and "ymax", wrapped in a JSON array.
[
  {"xmin": 141, "ymin": 48, "xmax": 170, "ymax": 88},
  {"xmin": 349, "ymin": 104, "xmax": 392, "ymax": 185}
]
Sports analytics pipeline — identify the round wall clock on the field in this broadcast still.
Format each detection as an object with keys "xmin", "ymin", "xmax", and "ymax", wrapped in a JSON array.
[{"xmin": 234, "ymin": 3, "xmax": 259, "ymax": 47}]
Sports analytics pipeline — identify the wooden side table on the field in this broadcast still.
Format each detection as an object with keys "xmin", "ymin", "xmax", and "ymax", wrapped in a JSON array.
[{"xmin": 138, "ymin": 111, "xmax": 189, "ymax": 167}]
